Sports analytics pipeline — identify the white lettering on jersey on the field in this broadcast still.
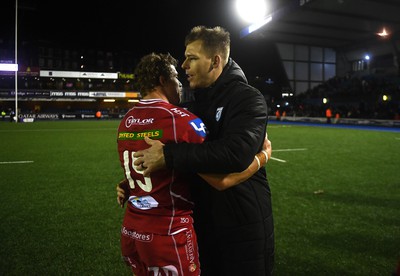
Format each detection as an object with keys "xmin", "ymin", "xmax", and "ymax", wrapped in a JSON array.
[
  {"xmin": 125, "ymin": 115, "xmax": 154, "ymax": 128},
  {"xmin": 123, "ymin": 150, "xmax": 153, "ymax": 192},
  {"xmin": 170, "ymin": 107, "xmax": 189, "ymax": 117}
]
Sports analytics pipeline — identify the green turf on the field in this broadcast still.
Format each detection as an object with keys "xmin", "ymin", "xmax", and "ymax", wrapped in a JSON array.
[{"xmin": 0, "ymin": 120, "xmax": 399, "ymax": 275}]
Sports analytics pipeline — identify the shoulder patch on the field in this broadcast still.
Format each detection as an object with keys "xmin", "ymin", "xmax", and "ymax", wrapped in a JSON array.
[{"xmin": 189, "ymin": 118, "xmax": 207, "ymax": 137}]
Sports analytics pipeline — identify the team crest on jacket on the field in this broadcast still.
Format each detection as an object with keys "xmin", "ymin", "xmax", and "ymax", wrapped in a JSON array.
[{"xmin": 215, "ymin": 107, "xmax": 224, "ymax": 122}]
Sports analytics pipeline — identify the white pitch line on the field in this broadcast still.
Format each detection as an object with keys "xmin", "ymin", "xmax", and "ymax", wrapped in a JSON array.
[
  {"xmin": 0, "ymin": 161, "xmax": 34, "ymax": 165},
  {"xmin": 270, "ymin": 157, "xmax": 286, "ymax": 163},
  {"xmin": 273, "ymin": 148, "xmax": 307, "ymax": 152},
  {"xmin": 269, "ymin": 148, "xmax": 308, "ymax": 163}
]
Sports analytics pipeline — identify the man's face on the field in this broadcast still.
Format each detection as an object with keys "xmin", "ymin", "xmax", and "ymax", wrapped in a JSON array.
[
  {"xmin": 164, "ymin": 65, "xmax": 182, "ymax": 105},
  {"xmin": 181, "ymin": 40, "xmax": 216, "ymax": 89}
]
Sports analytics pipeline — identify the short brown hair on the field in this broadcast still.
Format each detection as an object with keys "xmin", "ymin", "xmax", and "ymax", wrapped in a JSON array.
[{"xmin": 184, "ymin": 26, "xmax": 230, "ymax": 65}]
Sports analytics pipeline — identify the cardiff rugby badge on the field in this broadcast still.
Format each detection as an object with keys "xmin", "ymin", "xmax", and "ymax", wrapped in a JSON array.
[{"xmin": 215, "ymin": 107, "xmax": 223, "ymax": 122}]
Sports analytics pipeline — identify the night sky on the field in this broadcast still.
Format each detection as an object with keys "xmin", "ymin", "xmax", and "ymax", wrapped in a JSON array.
[{"xmin": 1, "ymin": 0, "xmax": 284, "ymax": 81}]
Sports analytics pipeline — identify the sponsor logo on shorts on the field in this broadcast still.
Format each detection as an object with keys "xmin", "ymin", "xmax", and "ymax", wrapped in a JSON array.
[
  {"xmin": 189, "ymin": 263, "xmax": 197, "ymax": 272},
  {"xmin": 186, "ymin": 229, "xmax": 196, "ymax": 271},
  {"xmin": 121, "ymin": 226, "xmax": 153, "ymax": 242}
]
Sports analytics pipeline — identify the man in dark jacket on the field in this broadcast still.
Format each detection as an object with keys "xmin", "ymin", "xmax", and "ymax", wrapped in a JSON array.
[{"xmin": 134, "ymin": 26, "xmax": 274, "ymax": 276}]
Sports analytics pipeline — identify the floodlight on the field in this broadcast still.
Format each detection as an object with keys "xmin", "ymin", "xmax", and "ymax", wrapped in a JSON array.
[{"xmin": 236, "ymin": 0, "xmax": 268, "ymax": 23}]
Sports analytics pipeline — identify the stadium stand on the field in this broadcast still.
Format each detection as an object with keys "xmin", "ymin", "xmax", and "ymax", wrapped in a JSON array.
[{"xmin": 1, "ymin": 0, "xmax": 399, "ymax": 125}]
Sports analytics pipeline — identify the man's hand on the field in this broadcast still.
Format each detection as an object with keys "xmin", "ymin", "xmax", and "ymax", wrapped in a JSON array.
[
  {"xmin": 199, "ymin": 133, "xmax": 273, "ymax": 191},
  {"xmin": 133, "ymin": 137, "xmax": 166, "ymax": 177},
  {"xmin": 264, "ymin": 133, "xmax": 272, "ymax": 160},
  {"xmin": 117, "ymin": 179, "xmax": 130, "ymax": 208}
]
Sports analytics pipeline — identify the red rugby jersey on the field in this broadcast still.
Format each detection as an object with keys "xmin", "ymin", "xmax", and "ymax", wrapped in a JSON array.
[{"xmin": 117, "ymin": 99, "xmax": 206, "ymax": 235}]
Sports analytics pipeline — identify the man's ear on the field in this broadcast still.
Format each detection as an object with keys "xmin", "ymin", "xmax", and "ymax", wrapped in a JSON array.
[
  {"xmin": 159, "ymin": 75, "xmax": 166, "ymax": 86},
  {"xmin": 213, "ymin": 55, "xmax": 221, "ymax": 67},
  {"xmin": 208, "ymin": 55, "xmax": 221, "ymax": 72}
]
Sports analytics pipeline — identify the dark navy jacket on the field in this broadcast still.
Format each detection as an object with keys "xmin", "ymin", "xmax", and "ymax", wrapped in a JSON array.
[{"xmin": 164, "ymin": 58, "xmax": 274, "ymax": 276}]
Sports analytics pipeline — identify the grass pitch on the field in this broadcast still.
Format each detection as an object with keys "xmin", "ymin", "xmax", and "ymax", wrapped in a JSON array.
[{"xmin": 0, "ymin": 120, "xmax": 399, "ymax": 275}]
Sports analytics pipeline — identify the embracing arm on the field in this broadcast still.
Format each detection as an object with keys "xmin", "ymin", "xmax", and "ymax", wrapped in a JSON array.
[
  {"xmin": 119, "ymin": 135, "xmax": 271, "ymax": 204},
  {"xmin": 118, "ymin": 146, "xmax": 270, "ymax": 206},
  {"xmin": 164, "ymin": 90, "xmax": 268, "ymax": 174},
  {"xmin": 133, "ymin": 87, "xmax": 268, "ymax": 176},
  {"xmin": 199, "ymin": 145, "xmax": 270, "ymax": 191}
]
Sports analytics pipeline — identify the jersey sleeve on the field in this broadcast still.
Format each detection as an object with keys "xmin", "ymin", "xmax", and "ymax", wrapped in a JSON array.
[{"xmin": 173, "ymin": 107, "xmax": 206, "ymax": 145}]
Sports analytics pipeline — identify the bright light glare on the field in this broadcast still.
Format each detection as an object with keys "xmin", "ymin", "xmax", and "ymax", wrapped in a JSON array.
[
  {"xmin": 0, "ymin": 63, "xmax": 18, "ymax": 71},
  {"xmin": 236, "ymin": 0, "xmax": 268, "ymax": 23},
  {"xmin": 377, "ymin": 28, "xmax": 389, "ymax": 37}
]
